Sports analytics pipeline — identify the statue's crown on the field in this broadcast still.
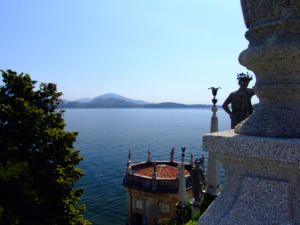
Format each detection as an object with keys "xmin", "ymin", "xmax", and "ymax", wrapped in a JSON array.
[
  {"xmin": 195, "ymin": 158, "xmax": 202, "ymax": 166},
  {"xmin": 237, "ymin": 72, "xmax": 253, "ymax": 81}
]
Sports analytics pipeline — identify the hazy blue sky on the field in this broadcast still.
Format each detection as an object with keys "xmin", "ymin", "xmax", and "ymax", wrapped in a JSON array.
[{"xmin": 0, "ymin": 0, "xmax": 258, "ymax": 104}]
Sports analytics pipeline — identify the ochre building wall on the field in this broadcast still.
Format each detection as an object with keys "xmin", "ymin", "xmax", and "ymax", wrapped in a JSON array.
[{"xmin": 125, "ymin": 187, "xmax": 193, "ymax": 225}]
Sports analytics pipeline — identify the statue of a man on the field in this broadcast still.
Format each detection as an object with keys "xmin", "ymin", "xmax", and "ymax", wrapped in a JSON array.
[
  {"xmin": 222, "ymin": 73, "xmax": 255, "ymax": 128},
  {"xmin": 191, "ymin": 159, "xmax": 206, "ymax": 203}
]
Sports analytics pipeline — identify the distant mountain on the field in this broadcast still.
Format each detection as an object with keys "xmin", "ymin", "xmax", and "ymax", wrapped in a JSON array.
[
  {"xmin": 92, "ymin": 93, "xmax": 149, "ymax": 105},
  {"xmin": 76, "ymin": 98, "xmax": 92, "ymax": 103},
  {"xmin": 62, "ymin": 98, "xmax": 138, "ymax": 108},
  {"xmin": 62, "ymin": 93, "xmax": 211, "ymax": 109}
]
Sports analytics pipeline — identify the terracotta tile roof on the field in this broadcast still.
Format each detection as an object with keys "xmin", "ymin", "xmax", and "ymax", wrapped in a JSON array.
[{"xmin": 134, "ymin": 164, "xmax": 189, "ymax": 179}]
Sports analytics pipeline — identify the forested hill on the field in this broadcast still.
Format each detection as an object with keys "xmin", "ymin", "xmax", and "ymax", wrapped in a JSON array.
[{"xmin": 62, "ymin": 94, "xmax": 212, "ymax": 109}]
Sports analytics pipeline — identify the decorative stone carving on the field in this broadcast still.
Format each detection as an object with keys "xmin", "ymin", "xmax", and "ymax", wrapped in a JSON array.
[
  {"xmin": 198, "ymin": 130, "xmax": 300, "ymax": 225},
  {"xmin": 235, "ymin": 0, "xmax": 300, "ymax": 137},
  {"xmin": 241, "ymin": 0, "xmax": 300, "ymax": 29},
  {"xmin": 198, "ymin": 1, "xmax": 300, "ymax": 225},
  {"xmin": 126, "ymin": 150, "xmax": 132, "ymax": 175},
  {"xmin": 223, "ymin": 73, "xmax": 254, "ymax": 129},
  {"xmin": 147, "ymin": 150, "xmax": 152, "ymax": 162},
  {"xmin": 206, "ymin": 87, "xmax": 221, "ymax": 196},
  {"xmin": 170, "ymin": 147, "xmax": 175, "ymax": 162},
  {"xmin": 191, "ymin": 159, "xmax": 206, "ymax": 204}
]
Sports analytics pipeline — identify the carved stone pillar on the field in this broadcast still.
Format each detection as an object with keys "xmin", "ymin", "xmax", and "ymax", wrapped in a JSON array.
[
  {"xmin": 198, "ymin": 1, "xmax": 300, "ymax": 224},
  {"xmin": 235, "ymin": 0, "xmax": 300, "ymax": 138}
]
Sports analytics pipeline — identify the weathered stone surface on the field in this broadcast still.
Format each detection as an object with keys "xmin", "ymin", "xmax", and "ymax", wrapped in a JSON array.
[
  {"xmin": 205, "ymin": 105, "xmax": 221, "ymax": 195},
  {"xmin": 199, "ymin": 2, "xmax": 300, "ymax": 224},
  {"xmin": 241, "ymin": 0, "xmax": 300, "ymax": 30},
  {"xmin": 197, "ymin": 130, "xmax": 300, "ymax": 225},
  {"xmin": 236, "ymin": 0, "xmax": 300, "ymax": 137}
]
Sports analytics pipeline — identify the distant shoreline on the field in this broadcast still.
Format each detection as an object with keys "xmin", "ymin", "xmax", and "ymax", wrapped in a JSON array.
[
  {"xmin": 61, "ymin": 106, "xmax": 220, "ymax": 109},
  {"xmin": 61, "ymin": 103, "xmax": 218, "ymax": 109},
  {"xmin": 61, "ymin": 93, "xmax": 220, "ymax": 109}
]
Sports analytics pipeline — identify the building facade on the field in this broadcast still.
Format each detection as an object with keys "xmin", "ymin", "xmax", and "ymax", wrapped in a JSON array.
[{"xmin": 123, "ymin": 151, "xmax": 193, "ymax": 225}]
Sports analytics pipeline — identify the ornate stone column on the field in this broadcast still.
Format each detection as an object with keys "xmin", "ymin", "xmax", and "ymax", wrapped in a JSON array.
[
  {"xmin": 235, "ymin": 0, "xmax": 300, "ymax": 138},
  {"xmin": 206, "ymin": 89, "xmax": 221, "ymax": 195},
  {"xmin": 198, "ymin": 1, "xmax": 300, "ymax": 224}
]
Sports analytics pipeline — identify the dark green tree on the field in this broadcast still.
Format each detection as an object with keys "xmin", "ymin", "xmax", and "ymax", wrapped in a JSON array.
[{"xmin": 0, "ymin": 70, "xmax": 91, "ymax": 225}]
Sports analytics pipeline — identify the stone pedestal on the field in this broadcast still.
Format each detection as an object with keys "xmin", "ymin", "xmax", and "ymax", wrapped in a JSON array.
[
  {"xmin": 210, "ymin": 106, "xmax": 218, "ymax": 133},
  {"xmin": 197, "ymin": 130, "xmax": 300, "ymax": 225},
  {"xmin": 206, "ymin": 105, "xmax": 221, "ymax": 195},
  {"xmin": 205, "ymin": 155, "xmax": 220, "ymax": 195}
]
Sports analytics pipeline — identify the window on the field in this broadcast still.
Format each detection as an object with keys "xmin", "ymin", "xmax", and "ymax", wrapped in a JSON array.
[
  {"xmin": 160, "ymin": 203, "xmax": 170, "ymax": 213},
  {"xmin": 136, "ymin": 199, "xmax": 143, "ymax": 210}
]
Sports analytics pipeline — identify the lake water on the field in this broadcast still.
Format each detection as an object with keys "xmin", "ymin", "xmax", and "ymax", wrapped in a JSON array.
[{"xmin": 64, "ymin": 108, "xmax": 231, "ymax": 225}]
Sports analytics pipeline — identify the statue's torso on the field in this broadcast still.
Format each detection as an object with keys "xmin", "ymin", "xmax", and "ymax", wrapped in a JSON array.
[{"xmin": 230, "ymin": 88, "xmax": 254, "ymax": 116}]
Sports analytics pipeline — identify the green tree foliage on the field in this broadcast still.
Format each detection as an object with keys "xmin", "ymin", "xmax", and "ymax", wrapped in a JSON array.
[
  {"xmin": 0, "ymin": 70, "xmax": 91, "ymax": 225},
  {"xmin": 175, "ymin": 201, "xmax": 192, "ymax": 225},
  {"xmin": 184, "ymin": 193, "xmax": 216, "ymax": 225}
]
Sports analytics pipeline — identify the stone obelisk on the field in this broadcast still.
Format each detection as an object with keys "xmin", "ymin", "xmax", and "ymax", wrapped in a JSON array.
[{"xmin": 198, "ymin": 1, "xmax": 300, "ymax": 225}]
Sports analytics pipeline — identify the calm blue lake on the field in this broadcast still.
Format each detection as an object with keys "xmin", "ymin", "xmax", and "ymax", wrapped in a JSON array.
[{"xmin": 64, "ymin": 108, "xmax": 230, "ymax": 225}]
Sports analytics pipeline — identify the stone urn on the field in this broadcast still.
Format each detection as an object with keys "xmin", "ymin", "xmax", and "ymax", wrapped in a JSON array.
[{"xmin": 235, "ymin": 0, "xmax": 300, "ymax": 138}]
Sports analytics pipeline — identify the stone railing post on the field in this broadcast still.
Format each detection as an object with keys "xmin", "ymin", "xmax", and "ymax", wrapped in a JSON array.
[{"xmin": 206, "ymin": 88, "xmax": 221, "ymax": 195}]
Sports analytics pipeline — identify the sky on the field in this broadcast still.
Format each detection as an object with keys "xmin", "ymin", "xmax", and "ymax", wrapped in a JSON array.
[{"xmin": 0, "ymin": 0, "xmax": 258, "ymax": 104}]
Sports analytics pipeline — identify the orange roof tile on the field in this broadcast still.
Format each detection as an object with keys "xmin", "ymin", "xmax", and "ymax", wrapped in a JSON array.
[{"xmin": 134, "ymin": 164, "xmax": 189, "ymax": 179}]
